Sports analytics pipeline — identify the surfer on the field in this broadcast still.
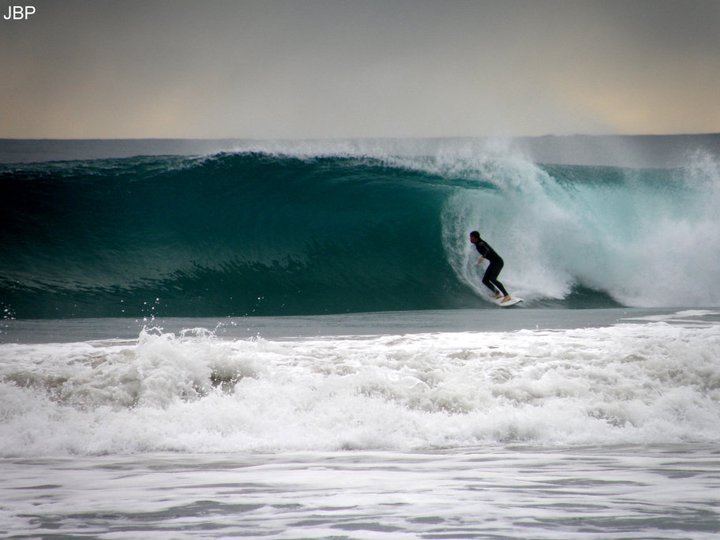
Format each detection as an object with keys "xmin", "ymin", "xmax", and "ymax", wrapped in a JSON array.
[{"xmin": 469, "ymin": 231, "xmax": 512, "ymax": 304}]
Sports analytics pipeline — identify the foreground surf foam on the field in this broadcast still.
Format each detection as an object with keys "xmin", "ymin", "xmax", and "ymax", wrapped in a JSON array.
[{"xmin": 1, "ymin": 312, "xmax": 719, "ymax": 456}]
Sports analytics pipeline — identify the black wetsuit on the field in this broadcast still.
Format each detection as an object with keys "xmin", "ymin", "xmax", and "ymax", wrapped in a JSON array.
[{"xmin": 474, "ymin": 238, "xmax": 509, "ymax": 297}]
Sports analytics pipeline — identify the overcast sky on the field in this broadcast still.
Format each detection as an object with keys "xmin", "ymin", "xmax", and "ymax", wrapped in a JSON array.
[{"xmin": 2, "ymin": 0, "xmax": 719, "ymax": 139}]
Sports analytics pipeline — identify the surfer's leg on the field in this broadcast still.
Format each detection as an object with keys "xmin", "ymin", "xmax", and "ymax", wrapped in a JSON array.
[
  {"xmin": 492, "ymin": 278, "xmax": 509, "ymax": 297},
  {"xmin": 483, "ymin": 261, "xmax": 506, "ymax": 296},
  {"xmin": 482, "ymin": 268, "xmax": 499, "ymax": 295},
  {"xmin": 484, "ymin": 260, "xmax": 509, "ymax": 298}
]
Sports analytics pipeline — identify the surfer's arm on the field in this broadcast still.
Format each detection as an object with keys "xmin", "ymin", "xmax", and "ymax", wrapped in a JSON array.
[{"xmin": 477, "ymin": 256, "xmax": 485, "ymax": 265}]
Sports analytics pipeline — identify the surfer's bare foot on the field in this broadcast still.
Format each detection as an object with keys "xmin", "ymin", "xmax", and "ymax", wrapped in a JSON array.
[
  {"xmin": 495, "ymin": 293, "xmax": 502, "ymax": 299},
  {"xmin": 500, "ymin": 295, "xmax": 512, "ymax": 303}
]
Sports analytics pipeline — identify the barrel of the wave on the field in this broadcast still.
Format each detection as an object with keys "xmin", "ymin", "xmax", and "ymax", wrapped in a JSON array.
[{"xmin": 0, "ymin": 152, "xmax": 473, "ymax": 317}]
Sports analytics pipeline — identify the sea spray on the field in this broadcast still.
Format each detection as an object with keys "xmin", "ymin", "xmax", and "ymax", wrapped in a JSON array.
[{"xmin": 441, "ymin": 149, "xmax": 720, "ymax": 307}]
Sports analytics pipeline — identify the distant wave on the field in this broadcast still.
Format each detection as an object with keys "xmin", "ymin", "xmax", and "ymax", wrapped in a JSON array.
[{"xmin": 1, "ymin": 144, "xmax": 719, "ymax": 318}]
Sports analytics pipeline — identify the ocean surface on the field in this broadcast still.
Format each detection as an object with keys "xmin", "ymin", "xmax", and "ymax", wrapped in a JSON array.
[{"xmin": 1, "ymin": 136, "xmax": 719, "ymax": 538}]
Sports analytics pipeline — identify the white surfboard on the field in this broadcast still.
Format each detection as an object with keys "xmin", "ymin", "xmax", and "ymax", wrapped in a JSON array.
[{"xmin": 494, "ymin": 297, "xmax": 523, "ymax": 307}]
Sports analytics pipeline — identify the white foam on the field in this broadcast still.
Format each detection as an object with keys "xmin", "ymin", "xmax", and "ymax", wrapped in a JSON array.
[
  {"xmin": 1, "ymin": 319, "xmax": 719, "ymax": 457},
  {"xmin": 439, "ymin": 146, "xmax": 720, "ymax": 307}
]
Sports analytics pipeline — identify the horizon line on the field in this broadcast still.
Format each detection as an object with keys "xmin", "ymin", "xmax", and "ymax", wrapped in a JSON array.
[{"xmin": 2, "ymin": 132, "xmax": 720, "ymax": 142}]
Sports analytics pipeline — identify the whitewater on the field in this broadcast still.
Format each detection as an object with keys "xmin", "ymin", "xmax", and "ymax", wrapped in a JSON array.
[{"xmin": 1, "ymin": 136, "xmax": 720, "ymax": 538}]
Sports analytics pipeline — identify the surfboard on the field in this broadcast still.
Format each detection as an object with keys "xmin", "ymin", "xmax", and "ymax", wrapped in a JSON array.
[{"xmin": 495, "ymin": 297, "xmax": 523, "ymax": 307}]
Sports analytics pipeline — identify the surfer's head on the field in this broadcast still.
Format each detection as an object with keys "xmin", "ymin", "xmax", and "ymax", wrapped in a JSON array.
[{"xmin": 469, "ymin": 231, "xmax": 480, "ymax": 244}]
